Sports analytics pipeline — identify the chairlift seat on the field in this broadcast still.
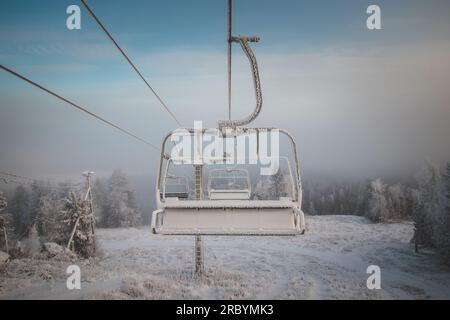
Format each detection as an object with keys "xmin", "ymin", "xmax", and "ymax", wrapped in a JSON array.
[
  {"xmin": 160, "ymin": 191, "xmax": 189, "ymax": 199},
  {"xmin": 151, "ymin": 197, "xmax": 305, "ymax": 235},
  {"xmin": 209, "ymin": 189, "xmax": 251, "ymax": 200}
]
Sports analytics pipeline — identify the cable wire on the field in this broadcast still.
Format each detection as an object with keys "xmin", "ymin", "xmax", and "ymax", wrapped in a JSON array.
[
  {"xmin": 0, "ymin": 170, "xmax": 34, "ymax": 181},
  {"xmin": 80, "ymin": 0, "xmax": 182, "ymax": 126},
  {"xmin": 0, "ymin": 171, "xmax": 83, "ymax": 188},
  {"xmin": 1, "ymin": 65, "xmax": 158, "ymax": 150}
]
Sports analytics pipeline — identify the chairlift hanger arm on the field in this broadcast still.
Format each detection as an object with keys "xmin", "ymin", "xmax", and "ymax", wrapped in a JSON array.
[
  {"xmin": 220, "ymin": 35, "xmax": 262, "ymax": 129},
  {"xmin": 221, "ymin": 0, "xmax": 262, "ymax": 129}
]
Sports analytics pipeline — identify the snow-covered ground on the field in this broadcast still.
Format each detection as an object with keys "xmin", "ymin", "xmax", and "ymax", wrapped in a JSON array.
[{"xmin": 1, "ymin": 215, "xmax": 450, "ymax": 299}]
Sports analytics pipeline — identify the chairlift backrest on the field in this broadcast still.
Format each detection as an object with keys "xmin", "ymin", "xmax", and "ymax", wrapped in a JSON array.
[
  {"xmin": 207, "ymin": 168, "xmax": 251, "ymax": 200},
  {"xmin": 161, "ymin": 173, "xmax": 190, "ymax": 199}
]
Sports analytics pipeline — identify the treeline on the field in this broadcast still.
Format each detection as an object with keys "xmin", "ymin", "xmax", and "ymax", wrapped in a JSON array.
[
  {"xmin": 413, "ymin": 162, "xmax": 450, "ymax": 260},
  {"xmin": 92, "ymin": 169, "xmax": 143, "ymax": 228},
  {"xmin": 303, "ymin": 161, "xmax": 450, "ymax": 261},
  {"xmin": 2, "ymin": 164, "xmax": 449, "ymax": 261},
  {"xmin": 0, "ymin": 185, "xmax": 96, "ymax": 258},
  {"xmin": 0, "ymin": 169, "xmax": 143, "ymax": 249},
  {"xmin": 303, "ymin": 178, "xmax": 418, "ymax": 221}
]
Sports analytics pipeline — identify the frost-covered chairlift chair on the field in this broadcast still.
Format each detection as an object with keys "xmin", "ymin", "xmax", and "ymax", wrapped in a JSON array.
[
  {"xmin": 151, "ymin": 0, "xmax": 305, "ymax": 236},
  {"xmin": 151, "ymin": 129, "xmax": 306, "ymax": 235}
]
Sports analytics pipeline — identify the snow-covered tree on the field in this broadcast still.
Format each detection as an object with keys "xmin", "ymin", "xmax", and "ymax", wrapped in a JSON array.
[
  {"xmin": 309, "ymin": 200, "xmax": 316, "ymax": 215},
  {"xmin": 0, "ymin": 191, "xmax": 12, "ymax": 253},
  {"xmin": 0, "ymin": 192, "xmax": 6, "ymax": 212},
  {"xmin": 35, "ymin": 191, "xmax": 65, "ymax": 242},
  {"xmin": 10, "ymin": 185, "xmax": 31, "ymax": 234},
  {"xmin": 386, "ymin": 184, "xmax": 408, "ymax": 220},
  {"xmin": 253, "ymin": 170, "xmax": 290, "ymax": 200},
  {"xmin": 93, "ymin": 178, "xmax": 107, "ymax": 227},
  {"xmin": 444, "ymin": 163, "xmax": 450, "ymax": 216},
  {"xmin": 253, "ymin": 178, "xmax": 267, "ymax": 200},
  {"xmin": 21, "ymin": 223, "xmax": 41, "ymax": 257},
  {"xmin": 103, "ymin": 169, "xmax": 141, "ymax": 228},
  {"xmin": 62, "ymin": 192, "xmax": 96, "ymax": 258},
  {"xmin": 362, "ymin": 178, "xmax": 389, "ymax": 222},
  {"xmin": 413, "ymin": 161, "xmax": 446, "ymax": 248},
  {"xmin": 29, "ymin": 180, "xmax": 52, "ymax": 227},
  {"xmin": 439, "ymin": 162, "xmax": 450, "ymax": 260}
]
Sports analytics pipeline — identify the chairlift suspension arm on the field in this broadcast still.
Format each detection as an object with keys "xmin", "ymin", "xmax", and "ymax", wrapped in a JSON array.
[
  {"xmin": 220, "ymin": 35, "xmax": 262, "ymax": 129},
  {"xmin": 227, "ymin": 0, "xmax": 232, "ymax": 121}
]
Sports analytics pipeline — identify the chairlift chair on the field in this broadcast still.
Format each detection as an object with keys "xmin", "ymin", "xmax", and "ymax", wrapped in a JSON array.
[
  {"xmin": 151, "ymin": 128, "xmax": 305, "ymax": 235},
  {"xmin": 151, "ymin": 0, "xmax": 306, "ymax": 236}
]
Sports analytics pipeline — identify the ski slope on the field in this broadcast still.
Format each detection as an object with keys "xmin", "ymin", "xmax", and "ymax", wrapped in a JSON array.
[{"xmin": 1, "ymin": 215, "xmax": 450, "ymax": 299}]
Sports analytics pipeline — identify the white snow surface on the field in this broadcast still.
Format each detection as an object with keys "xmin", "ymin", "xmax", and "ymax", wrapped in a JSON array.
[{"xmin": 1, "ymin": 215, "xmax": 450, "ymax": 300}]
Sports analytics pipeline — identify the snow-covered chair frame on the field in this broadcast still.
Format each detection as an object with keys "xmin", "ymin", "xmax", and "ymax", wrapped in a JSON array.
[{"xmin": 151, "ymin": 127, "xmax": 306, "ymax": 236}]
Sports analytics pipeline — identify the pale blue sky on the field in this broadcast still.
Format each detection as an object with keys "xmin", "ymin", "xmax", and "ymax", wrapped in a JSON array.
[{"xmin": 1, "ymin": 0, "xmax": 450, "ymax": 180}]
